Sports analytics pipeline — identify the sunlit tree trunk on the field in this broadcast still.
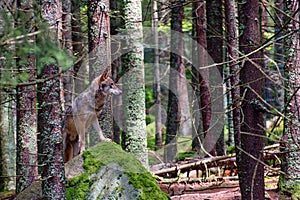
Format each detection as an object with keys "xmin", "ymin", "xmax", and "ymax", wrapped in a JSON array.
[
  {"xmin": 37, "ymin": 1, "xmax": 66, "ymax": 199},
  {"xmin": 238, "ymin": 0, "xmax": 265, "ymax": 199},
  {"xmin": 280, "ymin": 1, "xmax": 300, "ymax": 198},
  {"xmin": 122, "ymin": 0, "xmax": 148, "ymax": 167},
  {"xmin": 0, "ymin": 95, "xmax": 16, "ymax": 191}
]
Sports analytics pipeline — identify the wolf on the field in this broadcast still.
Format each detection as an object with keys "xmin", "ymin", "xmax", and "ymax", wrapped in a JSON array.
[{"xmin": 63, "ymin": 69, "xmax": 122, "ymax": 162}]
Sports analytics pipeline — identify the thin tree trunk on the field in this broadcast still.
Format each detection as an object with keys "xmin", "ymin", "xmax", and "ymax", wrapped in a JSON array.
[
  {"xmin": 164, "ymin": 0, "xmax": 183, "ymax": 162},
  {"xmin": 225, "ymin": 0, "xmax": 242, "ymax": 184},
  {"xmin": 206, "ymin": 0, "xmax": 224, "ymax": 156},
  {"xmin": 193, "ymin": 1, "xmax": 212, "ymax": 156},
  {"xmin": 110, "ymin": 0, "xmax": 123, "ymax": 144},
  {"xmin": 191, "ymin": 2, "xmax": 202, "ymax": 152},
  {"xmin": 153, "ymin": 0, "xmax": 162, "ymax": 149},
  {"xmin": 238, "ymin": 0, "xmax": 265, "ymax": 199},
  {"xmin": 71, "ymin": 0, "xmax": 86, "ymax": 95},
  {"xmin": 62, "ymin": 0, "xmax": 73, "ymax": 107},
  {"xmin": 37, "ymin": 1, "xmax": 66, "ymax": 199},
  {"xmin": 280, "ymin": 1, "xmax": 300, "ymax": 198}
]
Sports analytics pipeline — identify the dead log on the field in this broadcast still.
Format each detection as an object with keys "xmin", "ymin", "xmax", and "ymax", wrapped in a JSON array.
[{"xmin": 153, "ymin": 144, "xmax": 280, "ymax": 177}]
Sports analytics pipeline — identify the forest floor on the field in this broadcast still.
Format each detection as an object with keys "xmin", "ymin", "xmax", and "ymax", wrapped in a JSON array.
[{"xmin": 158, "ymin": 176, "xmax": 282, "ymax": 200}]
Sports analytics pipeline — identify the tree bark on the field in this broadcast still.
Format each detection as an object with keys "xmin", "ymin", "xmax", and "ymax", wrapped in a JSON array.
[
  {"xmin": 37, "ymin": 1, "xmax": 66, "ymax": 199},
  {"xmin": 110, "ymin": 0, "xmax": 123, "ymax": 144},
  {"xmin": 15, "ymin": 0, "xmax": 38, "ymax": 193},
  {"xmin": 71, "ymin": 0, "xmax": 86, "ymax": 95},
  {"xmin": 225, "ymin": 0, "xmax": 241, "ymax": 160},
  {"xmin": 192, "ymin": 1, "xmax": 212, "ymax": 156},
  {"xmin": 164, "ymin": 0, "xmax": 183, "ymax": 162},
  {"xmin": 87, "ymin": 0, "xmax": 113, "ymax": 145},
  {"xmin": 62, "ymin": 0, "xmax": 73, "ymax": 107},
  {"xmin": 206, "ymin": 0, "xmax": 224, "ymax": 156},
  {"xmin": 280, "ymin": 1, "xmax": 300, "ymax": 198},
  {"xmin": 153, "ymin": 0, "xmax": 162, "ymax": 149},
  {"xmin": 122, "ymin": 0, "xmax": 148, "ymax": 168},
  {"xmin": 238, "ymin": 0, "xmax": 265, "ymax": 199}
]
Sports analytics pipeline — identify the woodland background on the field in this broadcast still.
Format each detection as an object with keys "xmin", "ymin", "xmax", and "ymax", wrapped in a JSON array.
[{"xmin": 0, "ymin": 0, "xmax": 300, "ymax": 199}]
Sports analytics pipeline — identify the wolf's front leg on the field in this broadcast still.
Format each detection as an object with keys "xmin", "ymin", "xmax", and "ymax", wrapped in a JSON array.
[
  {"xmin": 74, "ymin": 117, "xmax": 86, "ymax": 153},
  {"xmin": 91, "ymin": 115, "xmax": 111, "ymax": 142}
]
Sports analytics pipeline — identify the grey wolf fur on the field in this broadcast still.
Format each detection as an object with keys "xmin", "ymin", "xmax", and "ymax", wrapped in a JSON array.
[{"xmin": 63, "ymin": 70, "xmax": 122, "ymax": 162}]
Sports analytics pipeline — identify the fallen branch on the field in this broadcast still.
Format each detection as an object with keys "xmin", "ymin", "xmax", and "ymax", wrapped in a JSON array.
[{"xmin": 153, "ymin": 144, "xmax": 281, "ymax": 177}]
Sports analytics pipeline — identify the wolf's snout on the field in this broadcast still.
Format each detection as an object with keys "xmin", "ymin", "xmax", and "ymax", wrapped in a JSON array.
[{"xmin": 110, "ymin": 88, "xmax": 122, "ymax": 95}]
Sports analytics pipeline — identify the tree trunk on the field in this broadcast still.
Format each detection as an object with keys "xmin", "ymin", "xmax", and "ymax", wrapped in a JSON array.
[
  {"xmin": 87, "ymin": 0, "xmax": 113, "ymax": 145},
  {"xmin": 192, "ymin": 1, "xmax": 212, "ymax": 156},
  {"xmin": 0, "ymin": 2, "xmax": 16, "ymax": 191},
  {"xmin": 153, "ymin": 0, "xmax": 162, "ymax": 149},
  {"xmin": 0, "ymin": 95, "xmax": 16, "ymax": 191},
  {"xmin": 62, "ymin": 0, "xmax": 73, "ymax": 107},
  {"xmin": 191, "ymin": 2, "xmax": 202, "ymax": 152},
  {"xmin": 225, "ymin": 0, "xmax": 240, "ymax": 159},
  {"xmin": 238, "ymin": 0, "xmax": 265, "ymax": 199},
  {"xmin": 110, "ymin": 0, "xmax": 123, "ymax": 144},
  {"xmin": 15, "ymin": 0, "xmax": 38, "ymax": 193},
  {"xmin": 206, "ymin": 0, "xmax": 224, "ymax": 156},
  {"xmin": 71, "ymin": 0, "xmax": 86, "ymax": 95},
  {"xmin": 280, "ymin": 1, "xmax": 300, "ymax": 198},
  {"xmin": 122, "ymin": 0, "xmax": 148, "ymax": 168},
  {"xmin": 37, "ymin": 1, "xmax": 66, "ymax": 199},
  {"xmin": 164, "ymin": 1, "xmax": 183, "ymax": 162}
]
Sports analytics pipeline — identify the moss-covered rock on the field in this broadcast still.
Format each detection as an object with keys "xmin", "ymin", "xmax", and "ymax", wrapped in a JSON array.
[
  {"xmin": 66, "ymin": 142, "xmax": 170, "ymax": 200},
  {"xmin": 15, "ymin": 142, "xmax": 169, "ymax": 200}
]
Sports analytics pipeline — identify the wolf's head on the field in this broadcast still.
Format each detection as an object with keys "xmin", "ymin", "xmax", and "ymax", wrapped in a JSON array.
[{"xmin": 98, "ymin": 69, "xmax": 122, "ymax": 96}]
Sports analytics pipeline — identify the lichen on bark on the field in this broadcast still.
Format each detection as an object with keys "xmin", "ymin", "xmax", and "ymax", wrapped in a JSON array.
[{"xmin": 121, "ymin": 0, "xmax": 148, "ymax": 168}]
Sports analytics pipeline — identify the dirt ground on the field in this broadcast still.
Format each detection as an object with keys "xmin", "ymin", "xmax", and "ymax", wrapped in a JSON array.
[{"xmin": 159, "ymin": 179, "xmax": 282, "ymax": 200}]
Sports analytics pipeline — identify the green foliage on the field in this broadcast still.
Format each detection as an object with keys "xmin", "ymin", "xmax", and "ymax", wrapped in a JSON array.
[
  {"xmin": 0, "ymin": 7, "xmax": 73, "ymax": 88},
  {"xmin": 226, "ymin": 145, "xmax": 235, "ymax": 154},
  {"xmin": 35, "ymin": 33, "xmax": 73, "ymax": 74}
]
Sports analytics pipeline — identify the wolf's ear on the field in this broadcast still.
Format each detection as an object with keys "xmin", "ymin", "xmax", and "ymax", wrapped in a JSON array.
[
  {"xmin": 99, "ymin": 69, "xmax": 111, "ymax": 83},
  {"xmin": 103, "ymin": 69, "xmax": 111, "ymax": 79}
]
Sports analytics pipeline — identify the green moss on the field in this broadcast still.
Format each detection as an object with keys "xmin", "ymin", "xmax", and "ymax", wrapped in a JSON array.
[
  {"xmin": 66, "ymin": 142, "xmax": 169, "ymax": 200},
  {"xmin": 66, "ymin": 173, "xmax": 93, "ymax": 199},
  {"xmin": 127, "ymin": 172, "xmax": 170, "ymax": 200}
]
